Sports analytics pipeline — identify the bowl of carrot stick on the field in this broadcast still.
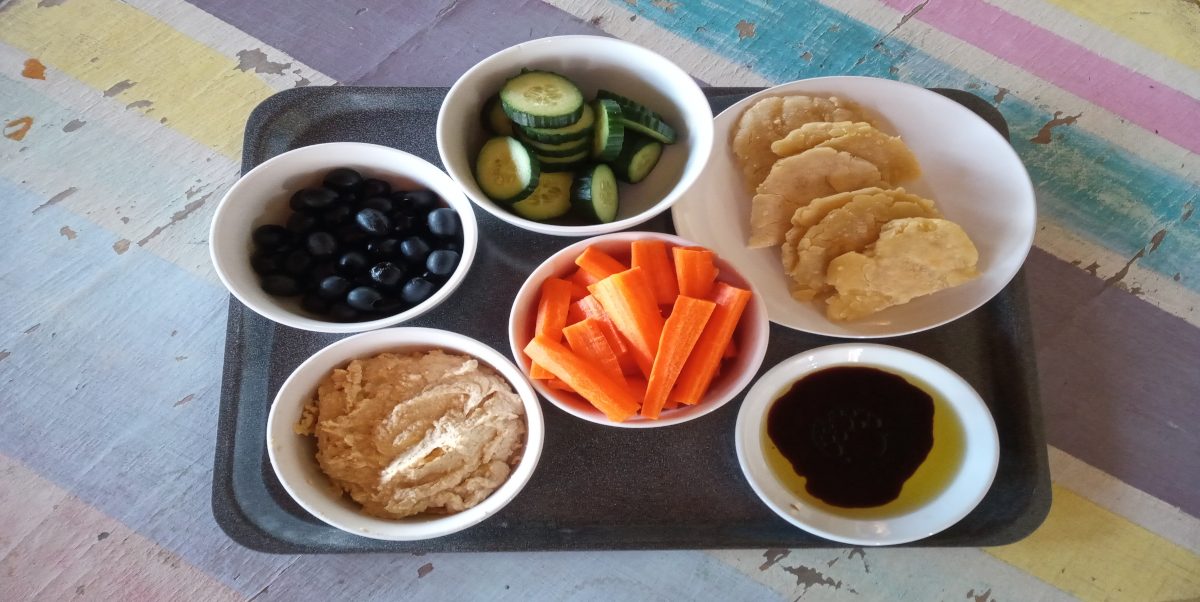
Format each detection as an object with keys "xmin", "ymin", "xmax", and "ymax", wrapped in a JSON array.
[{"xmin": 508, "ymin": 231, "xmax": 770, "ymax": 427}]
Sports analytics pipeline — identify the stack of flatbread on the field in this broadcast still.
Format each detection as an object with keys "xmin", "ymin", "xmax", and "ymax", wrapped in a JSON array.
[{"xmin": 732, "ymin": 95, "xmax": 979, "ymax": 321}]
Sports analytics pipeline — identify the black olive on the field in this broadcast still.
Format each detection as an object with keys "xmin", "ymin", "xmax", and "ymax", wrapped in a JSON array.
[
  {"xmin": 261, "ymin": 274, "xmax": 300, "ymax": 296},
  {"xmin": 399, "ymin": 237, "xmax": 431, "ymax": 264},
  {"xmin": 252, "ymin": 224, "xmax": 291, "ymax": 250},
  {"xmin": 289, "ymin": 187, "xmax": 338, "ymax": 212},
  {"xmin": 336, "ymin": 251, "xmax": 369, "ymax": 275},
  {"xmin": 323, "ymin": 167, "xmax": 363, "ymax": 192},
  {"xmin": 400, "ymin": 277, "xmax": 436, "ymax": 305},
  {"xmin": 361, "ymin": 196, "xmax": 394, "ymax": 213},
  {"xmin": 282, "ymin": 249, "xmax": 312, "ymax": 275},
  {"xmin": 318, "ymin": 275, "xmax": 351, "ymax": 299},
  {"xmin": 250, "ymin": 251, "xmax": 285, "ymax": 275},
  {"xmin": 366, "ymin": 237, "xmax": 401, "ymax": 257},
  {"xmin": 286, "ymin": 212, "xmax": 318, "ymax": 234},
  {"xmin": 404, "ymin": 189, "xmax": 440, "ymax": 212},
  {"xmin": 425, "ymin": 249, "xmax": 459, "ymax": 276},
  {"xmin": 427, "ymin": 208, "xmax": 459, "ymax": 238},
  {"xmin": 320, "ymin": 204, "xmax": 352, "ymax": 226},
  {"xmin": 300, "ymin": 293, "xmax": 332, "ymax": 314},
  {"xmin": 369, "ymin": 261, "xmax": 406, "ymax": 288},
  {"xmin": 389, "ymin": 214, "xmax": 415, "ymax": 234},
  {"xmin": 354, "ymin": 208, "xmax": 390, "ymax": 235},
  {"xmin": 333, "ymin": 223, "xmax": 368, "ymax": 247},
  {"xmin": 346, "ymin": 286, "xmax": 383, "ymax": 311},
  {"xmin": 305, "ymin": 231, "xmax": 338, "ymax": 257},
  {"xmin": 310, "ymin": 259, "xmax": 337, "ymax": 282},
  {"xmin": 360, "ymin": 178, "xmax": 391, "ymax": 198},
  {"xmin": 327, "ymin": 302, "xmax": 358, "ymax": 322}
]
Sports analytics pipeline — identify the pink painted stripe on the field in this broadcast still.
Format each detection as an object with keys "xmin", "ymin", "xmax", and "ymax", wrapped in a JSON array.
[{"xmin": 879, "ymin": 0, "xmax": 1200, "ymax": 155}]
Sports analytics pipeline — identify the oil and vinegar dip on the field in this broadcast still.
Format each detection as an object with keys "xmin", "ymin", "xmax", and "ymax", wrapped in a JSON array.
[{"xmin": 763, "ymin": 366, "xmax": 965, "ymax": 519}]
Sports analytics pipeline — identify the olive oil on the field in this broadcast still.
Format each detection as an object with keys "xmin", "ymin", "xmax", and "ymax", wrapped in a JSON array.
[{"xmin": 762, "ymin": 366, "xmax": 966, "ymax": 519}]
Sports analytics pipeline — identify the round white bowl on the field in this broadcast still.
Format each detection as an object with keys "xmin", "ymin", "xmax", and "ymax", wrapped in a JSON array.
[
  {"xmin": 673, "ymin": 76, "xmax": 1036, "ymax": 338},
  {"xmin": 437, "ymin": 35, "xmax": 714, "ymax": 237},
  {"xmin": 209, "ymin": 142, "xmax": 479, "ymax": 333},
  {"xmin": 734, "ymin": 343, "xmax": 999, "ymax": 545},
  {"xmin": 266, "ymin": 327, "xmax": 544, "ymax": 541},
  {"xmin": 509, "ymin": 231, "xmax": 770, "ymax": 428}
]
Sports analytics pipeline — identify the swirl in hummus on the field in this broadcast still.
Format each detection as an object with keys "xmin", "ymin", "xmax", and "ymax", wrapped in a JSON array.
[{"xmin": 295, "ymin": 350, "xmax": 526, "ymax": 519}]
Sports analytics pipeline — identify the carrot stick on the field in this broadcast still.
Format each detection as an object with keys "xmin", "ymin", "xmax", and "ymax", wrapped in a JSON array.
[
  {"xmin": 562, "ymin": 318, "xmax": 625, "ymax": 384},
  {"xmin": 531, "ymin": 277, "xmax": 574, "ymax": 379},
  {"xmin": 630, "ymin": 240, "xmax": 679, "ymax": 305},
  {"xmin": 575, "ymin": 246, "xmax": 628, "ymax": 279},
  {"xmin": 524, "ymin": 335, "xmax": 641, "ymax": 422},
  {"xmin": 625, "ymin": 375, "xmax": 648, "ymax": 402},
  {"xmin": 591, "ymin": 267, "xmax": 665, "ymax": 378},
  {"xmin": 576, "ymin": 296, "xmax": 629, "ymax": 354},
  {"xmin": 673, "ymin": 246, "xmax": 718, "ymax": 299},
  {"xmin": 545, "ymin": 377, "xmax": 576, "ymax": 394},
  {"xmin": 669, "ymin": 282, "xmax": 752, "ymax": 406},
  {"xmin": 568, "ymin": 267, "xmax": 600, "ymax": 288},
  {"xmin": 642, "ymin": 295, "xmax": 715, "ymax": 419},
  {"xmin": 723, "ymin": 338, "xmax": 738, "ymax": 359},
  {"xmin": 566, "ymin": 300, "xmax": 587, "ymax": 324}
]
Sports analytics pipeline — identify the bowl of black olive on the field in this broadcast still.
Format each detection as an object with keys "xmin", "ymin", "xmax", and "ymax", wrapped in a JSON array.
[{"xmin": 209, "ymin": 142, "xmax": 478, "ymax": 333}]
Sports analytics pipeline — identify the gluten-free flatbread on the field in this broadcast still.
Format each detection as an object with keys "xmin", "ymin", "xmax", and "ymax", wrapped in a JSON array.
[
  {"xmin": 783, "ymin": 188, "xmax": 940, "ymax": 301},
  {"xmin": 773, "ymin": 123, "xmax": 922, "ymax": 184},
  {"xmin": 733, "ymin": 96, "xmax": 868, "ymax": 192},
  {"xmin": 825, "ymin": 217, "xmax": 979, "ymax": 321},
  {"xmin": 748, "ymin": 147, "xmax": 886, "ymax": 248},
  {"xmin": 769, "ymin": 121, "xmax": 876, "ymax": 156}
]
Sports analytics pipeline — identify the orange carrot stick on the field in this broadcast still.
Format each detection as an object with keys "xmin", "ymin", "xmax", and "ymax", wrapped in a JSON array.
[
  {"xmin": 625, "ymin": 375, "xmax": 648, "ymax": 402},
  {"xmin": 723, "ymin": 338, "xmax": 738, "ymax": 359},
  {"xmin": 642, "ymin": 295, "xmax": 715, "ymax": 418},
  {"xmin": 630, "ymin": 239, "xmax": 679, "ymax": 305},
  {"xmin": 524, "ymin": 335, "xmax": 641, "ymax": 422},
  {"xmin": 669, "ymin": 282, "xmax": 752, "ymax": 406},
  {"xmin": 575, "ymin": 246, "xmax": 628, "ymax": 279},
  {"xmin": 531, "ymin": 277, "xmax": 573, "ymax": 379},
  {"xmin": 591, "ymin": 267, "xmax": 664, "ymax": 378},
  {"xmin": 562, "ymin": 318, "xmax": 625, "ymax": 384},
  {"xmin": 673, "ymin": 246, "xmax": 718, "ymax": 299},
  {"xmin": 566, "ymin": 300, "xmax": 587, "ymax": 324},
  {"xmin": 545, "ymin": 377, "xmax": 576, "ymax": 394},
  {"xmin": 568, "ymin": 267, "xmax": 600, "ymax": 289}
]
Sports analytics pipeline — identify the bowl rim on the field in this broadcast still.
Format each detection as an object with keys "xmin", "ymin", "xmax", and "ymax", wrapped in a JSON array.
[
  {"xmin": 265, "ymin": 327, "xmax": 545, "ymax": 541},
  {"xmin": 208, "ymin": 141, "xmax": 479, "ymax": 334},
  {"xmin": 734, "ymin": 342, "xmax": 1000, "ymax": 545},
  {"xmin": 436, "ymin": 34, "xmax": 714, "ymax": 237},
  {"xmin": 507, "ymin": 230, "xmax": 770, "ymax": 428},
  {"xmin": 672, "ymin": 75, "xmax": 1037, "ymax": 338}
]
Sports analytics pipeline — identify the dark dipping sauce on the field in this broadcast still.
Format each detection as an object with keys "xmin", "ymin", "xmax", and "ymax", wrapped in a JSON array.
[{"xmin": 767, "ymin": 366, "xmax": 934, "ymax": 508}]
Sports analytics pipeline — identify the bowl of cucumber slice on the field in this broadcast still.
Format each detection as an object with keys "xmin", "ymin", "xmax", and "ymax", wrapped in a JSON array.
[{"xmin": 436, "ymin": 35, "xmax": 714, "ymax": 237}]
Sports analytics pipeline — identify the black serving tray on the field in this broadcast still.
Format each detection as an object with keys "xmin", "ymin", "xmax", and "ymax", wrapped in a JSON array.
[{"xmin": 212, "ymin": 86, "xmax": 1049, "ymax": 553}]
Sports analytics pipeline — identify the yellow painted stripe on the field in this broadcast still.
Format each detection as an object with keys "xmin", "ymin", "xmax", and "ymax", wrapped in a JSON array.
[
  {"xmin": 987, "ymin": 484, "xmax": 1200, "ymax": 601},
  {"xmin": 1044, "ymin": 0, "xmax": 1200, "ymax": 70},
  {"xmin": 0, "ymin": 0, "xmax": 276, "ymax": 158}
]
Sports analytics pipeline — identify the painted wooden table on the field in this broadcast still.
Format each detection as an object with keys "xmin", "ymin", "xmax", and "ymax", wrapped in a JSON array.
[{"xmin": 2, "ymin": 0, "xmax": 1198, "ymax": 599}]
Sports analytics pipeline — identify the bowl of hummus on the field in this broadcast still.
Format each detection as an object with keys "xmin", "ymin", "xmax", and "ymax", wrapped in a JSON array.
[{"xmin": 266, "ymin": 327, "xmax": 544, "ymax": 540}]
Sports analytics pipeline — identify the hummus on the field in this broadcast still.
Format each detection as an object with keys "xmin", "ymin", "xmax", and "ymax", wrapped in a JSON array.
[{"xmin": 295, "ymin": 350, "xmax": 526, "ymax": 519}]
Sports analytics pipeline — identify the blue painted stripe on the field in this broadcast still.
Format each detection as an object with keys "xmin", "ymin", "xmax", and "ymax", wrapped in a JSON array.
[{"xmin": 615, "ymin": 0, "xmax": 1199, "ymax": 288}]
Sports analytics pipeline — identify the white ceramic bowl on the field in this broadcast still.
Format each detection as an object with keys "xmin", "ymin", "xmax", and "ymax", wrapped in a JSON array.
[
  {"xmin": 673, "ymin": 76, "xmax": 1036, "ymax": 338},
  {"xmin": 509, "ymin": 231, "xmax": 769, "ymax": 428},
  {"xmin": 734, "ymin": 343, "xmax": 999, "ymax": 545},
  {"xmin": 266, "ymin": 327, "xmax": 544, "ymax": 541},
  {"xmin": 209, "ymin": 142, "xmax": 479, "ymax": 333},
  {"xmin": 437, "ymin": 35, "xmax": 714, "ymax": 237}
]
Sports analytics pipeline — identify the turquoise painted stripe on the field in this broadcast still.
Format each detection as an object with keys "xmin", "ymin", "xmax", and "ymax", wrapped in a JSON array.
[{"xmin": 615, "ymin": 0, "xmax": 1199, "ymax": 288}]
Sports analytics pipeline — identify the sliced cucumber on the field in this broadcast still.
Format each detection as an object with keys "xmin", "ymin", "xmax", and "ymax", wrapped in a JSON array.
[
  {"xmin": 515, "ymin": 130, "xmax": 590, "ymax": 158},
  {"xmin": 481, "ymin": 94, "xmax": 514, "ymax": 136},
  {"xmin": 519, "ymin": 103, "xmax": 594, "ymax": 143},
  {"xmin": 475, "ymin": 136, "xmax": 540, "ymax": 203},
  {"xmin": 597, "ymin": 89, "xmax": 677, "ymax": 144},
  {"xmin": 537, "ymin": 149, "xmax": 590, "ymax": 172},
  {"xmin": 612, "ymin": 134, "xmax": 663, "ymax": 184},
  {"xmin": 591, "ymin": 99, "xmax": 625, "ymax": 162},
  {"xmin": 511, "ymin": 172, "xmax": 573, "ymax": 221},
  {"xmin": 572, "ymin": 164, "xmax": 619, "ymax": 223},
  {"xmin": 500, "ymin": 71, "xmax": 584, "ymax": 128}
]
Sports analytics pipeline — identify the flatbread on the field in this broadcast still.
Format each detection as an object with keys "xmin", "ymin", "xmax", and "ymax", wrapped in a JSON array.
[
  {"xmin": 825, "ymin": 217, "xmax": 979, "ymax": 321},
  {"xmin": 732, "ymin": 96, "xmax": 868, "ymax": 193},
  {"xmin": 770, "ymin": 121, "xmax": 876, "ymax": 157},
  {"xmin": 773, "ymin": 123, "xmax": 921, "ymax": 184}
]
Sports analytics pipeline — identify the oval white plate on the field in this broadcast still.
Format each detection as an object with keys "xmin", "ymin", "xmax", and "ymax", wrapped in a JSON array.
[
  {"xmin": 673, "ymin": 77, "xmax": 1036, "ymax": 337},
  {"xmin": 734, "ymin": 344, "xmax": 999, "ymax": 546}
]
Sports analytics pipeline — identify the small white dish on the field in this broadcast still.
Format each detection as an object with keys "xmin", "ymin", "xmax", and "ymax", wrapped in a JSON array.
[
  {"xmin": 672, "ymin": 76, "xmax": 1036, "ymax": 337},
  {"xmin": 266, "ymin": 327, "xmax": 544, "ymax": 541},
  {"xmin": 437, "ymin": 35, "xmax": 713, "ymax": 237},
  {"xmin": 209, "ymin": 142, "xmax": 479, "ymax": 334},
  {"xmin": 734, "ymin": 343, "xmax": 999, "ymax": 546}
]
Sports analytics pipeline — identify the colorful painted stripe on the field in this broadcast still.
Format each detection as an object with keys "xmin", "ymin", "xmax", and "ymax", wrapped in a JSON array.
[{"xmin": 1046, "ymin": 0, "xmax": 1200, "ymax": 70}]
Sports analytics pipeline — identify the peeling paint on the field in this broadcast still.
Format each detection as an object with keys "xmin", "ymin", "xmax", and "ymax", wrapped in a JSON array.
[
  {"xmin": 651, "ymin": 0, "xmax": 678, "ymax": 12},
  {"xmin": 966, "ymin": 587, "xmax": 995, "ymax": 602},
  {"xmin": 173, "ymin": 394, "xmax": 195, "ymax": 407},
  {"xmin": 801, "ymin": 50, "xmax": 813, "ymax": 62},
  {"xmin": 22, "ymin": 58, "xmax": 46, "ymax": 79},
  {"xmin": 759, "ymin": 548, "xmax": 790, "ymax": 571},
  {"xmin": 1083, "ymin": 261, "xmax": 1101, "ymax": 276},
  {"xmin": 102, "ymin": 79, "xmax": 137, "ymax": 97},
  {"xmin": 32, "ymin": 187, "xmax": 78, "ymax": 214},
  {"xmin": 848, "ymin": 546, "xmax": 870, "ymax": 573},
  {"xmin": 62, "ymin": 119, "xmax": 86, "ymax": 132},
  {"xmin": 994, "ymin": 87, "xmax": 1008, "ymax": 103},
  {"xmin": 235, "ymin": 48, "xmax": 292, "ymax": 75},
  {"xmin": 1148, "ymin": 229, "xmax": 1168, "ymax": 253},
  {"xmin": 736, "ymin": 19, "xmax": 756, "ymax": 39},
  {"xmin": 113, "ymin": 239, "xmax": 130, "ymax": 254},
  {"xmin": 59, "ymin": 225, "xmax": 77, "ymax": 240},
  {"xmin": 782, "ymin": 563, "xmax": 845, "ymax": 595},
  {"xmin": 38, "ymin": 0, "xmax": 69, "ymax": 7},
  {"xmin": 1030, "ymin": 111, "xmax": 1082, "ymax": 144},
  {"xmin": 125, "ymin": 99, "xmax": 154, "ymax": 110},
  {"xmin": 417, "ymin": 562, "xmax": 434, "ymax": 578},
  {"xmin": 1104, "ymin": 247, "xmax": 1146, "ymax": 287},
  {"xmin": 0, "ymin": 351, "xmax": 9, "ymax": 362},
  {"xmin": 137, "ymin": 194, "xmax": 210, "ymax": 247},
  {"xmin": 23, "ymin": 324, "xmax": 40, "ymax": 335},
  {"xmin": 4, "ymin": 116, "xmax": 34, "ymax": 141}
]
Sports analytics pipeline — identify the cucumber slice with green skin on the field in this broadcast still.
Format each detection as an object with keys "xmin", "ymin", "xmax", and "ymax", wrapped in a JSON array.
[
  {"xmin": 519, "ymin": 104, "xmax": 594, "ymax": 143},
  {"xmin": 611, "ymin": 134, "xmax": 663, "ymax": 184},
  {"xmin": 514, "ymin": 130, "xmax": 591, "ymax": 157},
  {"xmin": 481, "ymin": 94, "xmax": 514, "ymax": 136},
  {"xmin": 596, "ymin": 89, "xmax": 678, "ymax": 144},
  {"xmin": 475, "ymin": 136, "xmax": 540, "ymax": 203},
  {"xmin": 500, "ymin": 71, "xmax": 584, "ymax": 128},
  {"xmin": 572, "ymin": 163, "xmax": 619, "ymax": 223},
  {"xmin": 591, "ymin": 99, "xmax": 625, "ymax": 162},
  {"xmin": 511, "ymin": 172, "xmax": 573, "ymax": 221},
  {"xmin": 537, "ymin": 149, "xmax": 590, "ymax": 172}
]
